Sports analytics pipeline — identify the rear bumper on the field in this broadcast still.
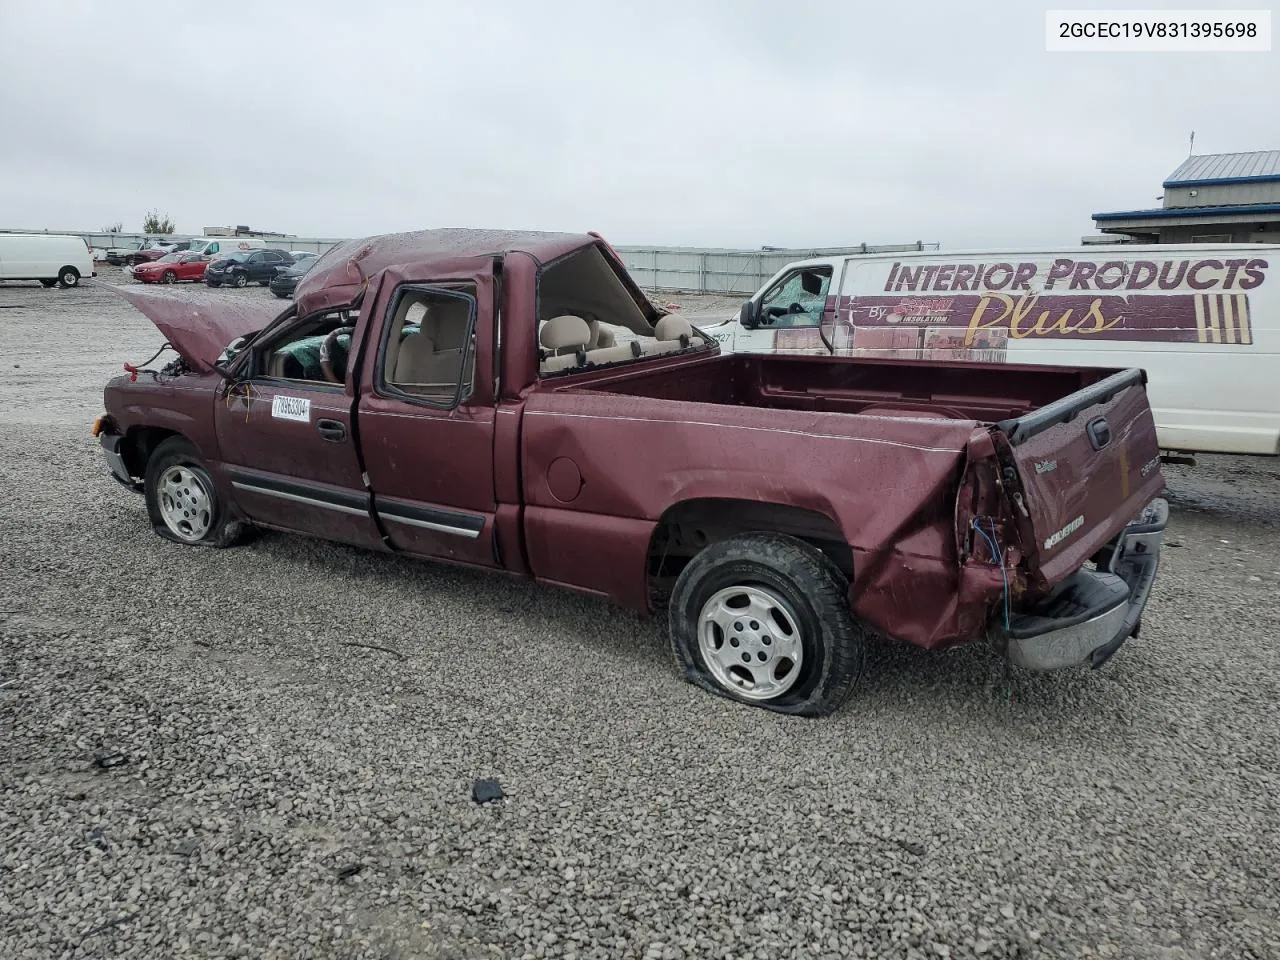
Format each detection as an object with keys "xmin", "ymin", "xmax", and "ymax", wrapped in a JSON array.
[{"xmin": 994, "ymin": 498, "xmax": 1168, "ymax": 670}]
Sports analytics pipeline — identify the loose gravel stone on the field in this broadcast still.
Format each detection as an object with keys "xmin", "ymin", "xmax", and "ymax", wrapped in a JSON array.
[{"xmin": 0, "ymin": 276, "xmax": 1278, "ymax": 958}]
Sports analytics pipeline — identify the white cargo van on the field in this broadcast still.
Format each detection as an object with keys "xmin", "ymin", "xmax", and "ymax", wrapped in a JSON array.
[
  {"xmin": 700, "ymin": 244, "xmax": 1280, "ymax": 457},
  {"xmin": 187, "ymin": 237, "xmax": 266, "ymax": 259},
  {"xmin": 0, "ymin": 233, "xmax": 96, "ymax": 287}
]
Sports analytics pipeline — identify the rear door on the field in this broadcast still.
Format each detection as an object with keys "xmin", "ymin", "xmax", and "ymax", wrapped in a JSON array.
[
  {"xmin": 994, "ymin": 369, "xmax": 1165, "ymax": 586},
  {"xmin": 356, "ymin": 263, "xmax": 500, "ymax": 568}
]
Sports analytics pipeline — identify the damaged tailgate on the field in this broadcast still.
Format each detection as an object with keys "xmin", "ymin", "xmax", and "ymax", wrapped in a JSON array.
[{"xmin": 995, "ymin": 369, "xmax": 1165, "ymax": 589}]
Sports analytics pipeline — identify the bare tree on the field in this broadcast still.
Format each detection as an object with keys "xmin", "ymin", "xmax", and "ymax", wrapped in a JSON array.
[{"xmin": 101, "ymin": 222, "xmax": 123, "ymax": 233}]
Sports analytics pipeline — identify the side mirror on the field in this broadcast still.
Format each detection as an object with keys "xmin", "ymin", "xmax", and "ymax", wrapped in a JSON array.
[
  {"xmin": 739, "ymin": 299, "xmax": 760, "ymax": 330},
  {"xmin": 800, "ymin": 271, "xmax": 823, "ymax": 296}
]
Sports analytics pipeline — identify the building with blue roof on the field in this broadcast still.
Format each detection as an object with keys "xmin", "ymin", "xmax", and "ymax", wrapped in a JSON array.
[{"xmin": 1092, "ymin": 150, "xmax": 1280, "ymax": 244}]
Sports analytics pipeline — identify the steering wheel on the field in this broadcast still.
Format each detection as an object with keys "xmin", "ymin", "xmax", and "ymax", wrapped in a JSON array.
[
  {"xmin": 787, "ymin": 302, "xmax": 806, "ymax": 314},
  {"xmin": 319, "ymin": 326, "xmax": 354, "ymax": 384}
]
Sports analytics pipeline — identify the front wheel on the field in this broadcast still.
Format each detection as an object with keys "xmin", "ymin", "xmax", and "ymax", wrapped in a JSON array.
[
  {"xmin": 144, "ymin": 437, "xmax": 246, "ymax": 547},
  {"xmin": 669, "ymin": 533, "xmax": 866, "ymax": 716},
  {"xmin": 233, "ymin": 273, "xmax": 248, "ymax": 288},
  {"xmin": 162, "ymin": 269, "xmax": 177, "ymax": 283}
]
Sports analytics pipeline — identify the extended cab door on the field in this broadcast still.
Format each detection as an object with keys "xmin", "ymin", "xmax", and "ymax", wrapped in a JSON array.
[
  {"xmin": 356, "ymin": 265, "xmax": 500, "ymax": 568},
  {"xmin": 212, "ymin": 304, "xmax": 384, "ymax": 551}
]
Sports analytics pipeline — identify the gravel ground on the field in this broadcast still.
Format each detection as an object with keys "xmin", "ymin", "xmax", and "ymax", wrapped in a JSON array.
[{"xmin": 1, "ymin": 275, "xmax": 1279, "ymax": 959}]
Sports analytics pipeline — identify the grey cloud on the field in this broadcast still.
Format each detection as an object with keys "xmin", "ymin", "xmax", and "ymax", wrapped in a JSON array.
[{"xmin": 1, "ymin": 0, "xmax": 1275, "ymax": 248}]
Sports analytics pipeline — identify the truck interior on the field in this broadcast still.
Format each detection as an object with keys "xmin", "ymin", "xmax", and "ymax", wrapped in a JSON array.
[{"xmin": 536, "ymin": 244, "xmax": 713, "ymax": 376}]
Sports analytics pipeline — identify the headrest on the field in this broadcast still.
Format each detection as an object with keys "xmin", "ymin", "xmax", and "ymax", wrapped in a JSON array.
[
  {"xmin": 540, "ymin": 314, "xmax": 591, "ymax": 351},
  {"xmin": 403, "ymin": 300, "xmax": 428, "ymax": 327},
  {"xmin": 654, "ymin": 314, "xmax": 694, "ymax": 342}
]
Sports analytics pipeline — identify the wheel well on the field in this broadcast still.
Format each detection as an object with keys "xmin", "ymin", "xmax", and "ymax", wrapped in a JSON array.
[
  {"xmin": 121, "ymin": 427, "xmax": 181, "ymax": 478},
  {"xmin": 647, "ymin": 499, "xmax": 852, "ymax": 606},
  {"xmin": 59, "ymin": 265, "xmax": 80, "ymax": 276}
]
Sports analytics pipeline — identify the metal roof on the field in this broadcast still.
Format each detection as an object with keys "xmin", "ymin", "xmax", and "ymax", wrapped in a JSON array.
[
  {"xmin": 1165, "ymin": 150, "xmax": 1280, "ymax": 186},
  {"xmin": 1093, "ymin": 202, "xmax": 1280, "ymax": 222}
]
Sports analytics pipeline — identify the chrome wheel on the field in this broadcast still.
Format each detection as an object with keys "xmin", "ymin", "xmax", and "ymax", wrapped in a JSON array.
[
  {"xmin": 157, "ymin": 465, "xmax": 213, "ymax": 542},
  {"xmin": 697, "ymin": 584, "xmax": 804, "ymax": 700},
  {"xmin": 163, "ymin": 270, "xmax": 177, "ymax": 283}
]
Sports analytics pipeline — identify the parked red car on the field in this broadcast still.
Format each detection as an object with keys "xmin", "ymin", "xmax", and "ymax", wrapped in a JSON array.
[{"xmin": 131, "ymin": 252, "xmax": 209, "ymax": 284}]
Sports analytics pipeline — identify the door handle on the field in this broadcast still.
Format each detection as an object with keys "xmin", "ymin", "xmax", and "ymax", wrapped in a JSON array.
[{"xmin": 317, "ymin": 419, "xmax": 346, "ymax": 442}]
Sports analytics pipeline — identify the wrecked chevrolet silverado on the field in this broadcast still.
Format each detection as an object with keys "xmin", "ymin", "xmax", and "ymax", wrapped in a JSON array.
[{"xmin": 94, "ymin": 229, "xmax": 1169, "ymax": 716}]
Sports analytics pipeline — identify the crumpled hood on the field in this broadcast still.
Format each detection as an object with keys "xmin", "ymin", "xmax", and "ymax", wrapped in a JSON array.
[{"xmin": 106, "ymin": 283, "xmax": 286, "ymax": 373}]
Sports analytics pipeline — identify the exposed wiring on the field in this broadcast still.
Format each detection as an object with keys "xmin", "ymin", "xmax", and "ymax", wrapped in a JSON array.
[
  {"xmin": 122, "ymin": 342, "xmax": 172, "ymax": 381},
  {"xmin": 972, "ymin": 518, "xmax": 1011, "ymax": 631}
]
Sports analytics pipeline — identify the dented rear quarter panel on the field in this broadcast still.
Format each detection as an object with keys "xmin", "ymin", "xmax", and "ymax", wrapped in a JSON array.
[{"xmin": 519, "ymin": 374, "xmax": 1000, "ymax": 648}]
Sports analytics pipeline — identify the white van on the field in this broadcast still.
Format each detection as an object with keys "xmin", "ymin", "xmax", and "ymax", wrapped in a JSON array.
[
  {"xmin": 700, "ymin": 244, "xmax": 1280, "ymax": 457},
  {"xmin": 0, "ymin": 233, "xmax": 96, "ymax": 287},
  {"xmin": 187, "ymin": 237, "xmax": 267, "ymax": 260}
]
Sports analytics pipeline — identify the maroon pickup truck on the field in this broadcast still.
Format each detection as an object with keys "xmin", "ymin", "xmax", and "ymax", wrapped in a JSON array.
[{"xmin": 95, "ymin": 229, "xmax": 1169, "ymax": 716}]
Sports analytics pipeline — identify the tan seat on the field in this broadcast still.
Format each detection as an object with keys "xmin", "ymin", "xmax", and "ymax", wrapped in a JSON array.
[
  {"xmin": 586, "ymin": 317, "xmax": 617, "ymax": 349},
  {"xmin": 651, "ymin": 314, "xmax": 704, "ymax": 354},
  {"xmin": 584, "ymin": 343, "xmax": 640, "ymax": 366},
  {"xmin": 393, "ymin": 299, "xmax": 472, "ymax": 390},
  {"xmin": 540, "ymin": 315, "xmax": 592, "ymax": 373}
]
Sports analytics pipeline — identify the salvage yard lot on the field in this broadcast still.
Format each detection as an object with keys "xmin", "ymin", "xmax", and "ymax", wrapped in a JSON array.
[{"xmin": 2, "ymin": 271, "xmax": 1279, "ymax": 959}]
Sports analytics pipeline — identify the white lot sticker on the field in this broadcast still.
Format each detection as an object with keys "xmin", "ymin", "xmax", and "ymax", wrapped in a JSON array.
[{"xmin": 271, "ymin": 395, "xmax": 312, "ymax": 422}]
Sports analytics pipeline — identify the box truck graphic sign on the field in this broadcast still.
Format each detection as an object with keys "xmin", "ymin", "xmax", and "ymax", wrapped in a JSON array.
[{"xmin": 834, "ymin": 256, "xmax": 1268, "ymax": 360}]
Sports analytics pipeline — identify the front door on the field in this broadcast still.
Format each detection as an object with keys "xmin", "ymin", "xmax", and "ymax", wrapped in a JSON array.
[
  {"xmin": 213, "ymin": 305, "xmax": 385, "ymax": 551},
  {"xmin": 356, "ymin": 268, "xmax": 500, "ymax": 568},
  {"xmin": 744, "ymin": 265, "xmax": 835, "ymax": 356}
]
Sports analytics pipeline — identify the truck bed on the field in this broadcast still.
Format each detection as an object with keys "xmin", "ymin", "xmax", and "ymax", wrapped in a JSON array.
[{"xmin": 567, "ymin": 352, "xmax": 1121, "ymax": 424}]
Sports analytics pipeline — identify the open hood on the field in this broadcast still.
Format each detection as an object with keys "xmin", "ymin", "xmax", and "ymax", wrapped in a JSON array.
[{"xmin": 106, "ymin": 284, "xmax": 285, "ymax": 373}]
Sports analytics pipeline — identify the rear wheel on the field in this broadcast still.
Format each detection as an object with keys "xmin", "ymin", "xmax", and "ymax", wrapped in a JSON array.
[
  {"xmin": 144, "ymin": 437, "xmax": 246, "ymax": 548},
  {"xmin": 162, "ymin": 269, "xmax": 177, "ymax": 283},
  {"xmin": 58, "ymin": 266, "xmax": 80, "ymax": 288},
  {"xmin": 669, "ymin": 533, "xmax": 866, "ymax": 716}
]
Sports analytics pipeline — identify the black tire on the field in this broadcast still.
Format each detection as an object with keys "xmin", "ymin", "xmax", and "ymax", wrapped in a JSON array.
[
  {"xmin": 669, "ymin": 533, "xmax": 866, "ymax": 717},
  {"xmin": 144, "ymin": 437, "xmax": 247, "ymax": 548},
  {"xmin": 233, "ymin": 273, "xmax": 248, "ymax": 288},
  {"xmin": 57, "ymin": 266, "xmax": 80, "ymax": 288},
  {"xmin": 40, "ymin": 279, "xmax": 57, "ymax": 288},
  {"xmin": 162, "ymin": 269, "xmax": 177, "ymax": 284}
]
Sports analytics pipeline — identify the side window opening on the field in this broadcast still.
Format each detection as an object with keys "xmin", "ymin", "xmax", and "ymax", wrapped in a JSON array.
[
  {"xmin": 759, "ymin": 267, "xmax": 833, "ymax": 328},
  {"xmin": 379, "ymin": 285, "xmax": 477, "ymax": 408},
  {"xmin": 257, "ymin": 309, "xmax": 361, "ymax": 386}
]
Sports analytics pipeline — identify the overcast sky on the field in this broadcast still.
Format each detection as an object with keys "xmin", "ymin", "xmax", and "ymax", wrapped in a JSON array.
[{"xmin": 1, "ymin": 1, "xmax": 1276, "ymax": 249}]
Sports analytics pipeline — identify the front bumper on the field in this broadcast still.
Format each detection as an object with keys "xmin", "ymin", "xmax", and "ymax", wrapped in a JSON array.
[
  {"xmin": 994, "ymin": 498, "xmax": 1169, "ymax": 670},
  {"xmin": 100, "ymin": 433, "xmax": 143, "ymax": 493}
]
